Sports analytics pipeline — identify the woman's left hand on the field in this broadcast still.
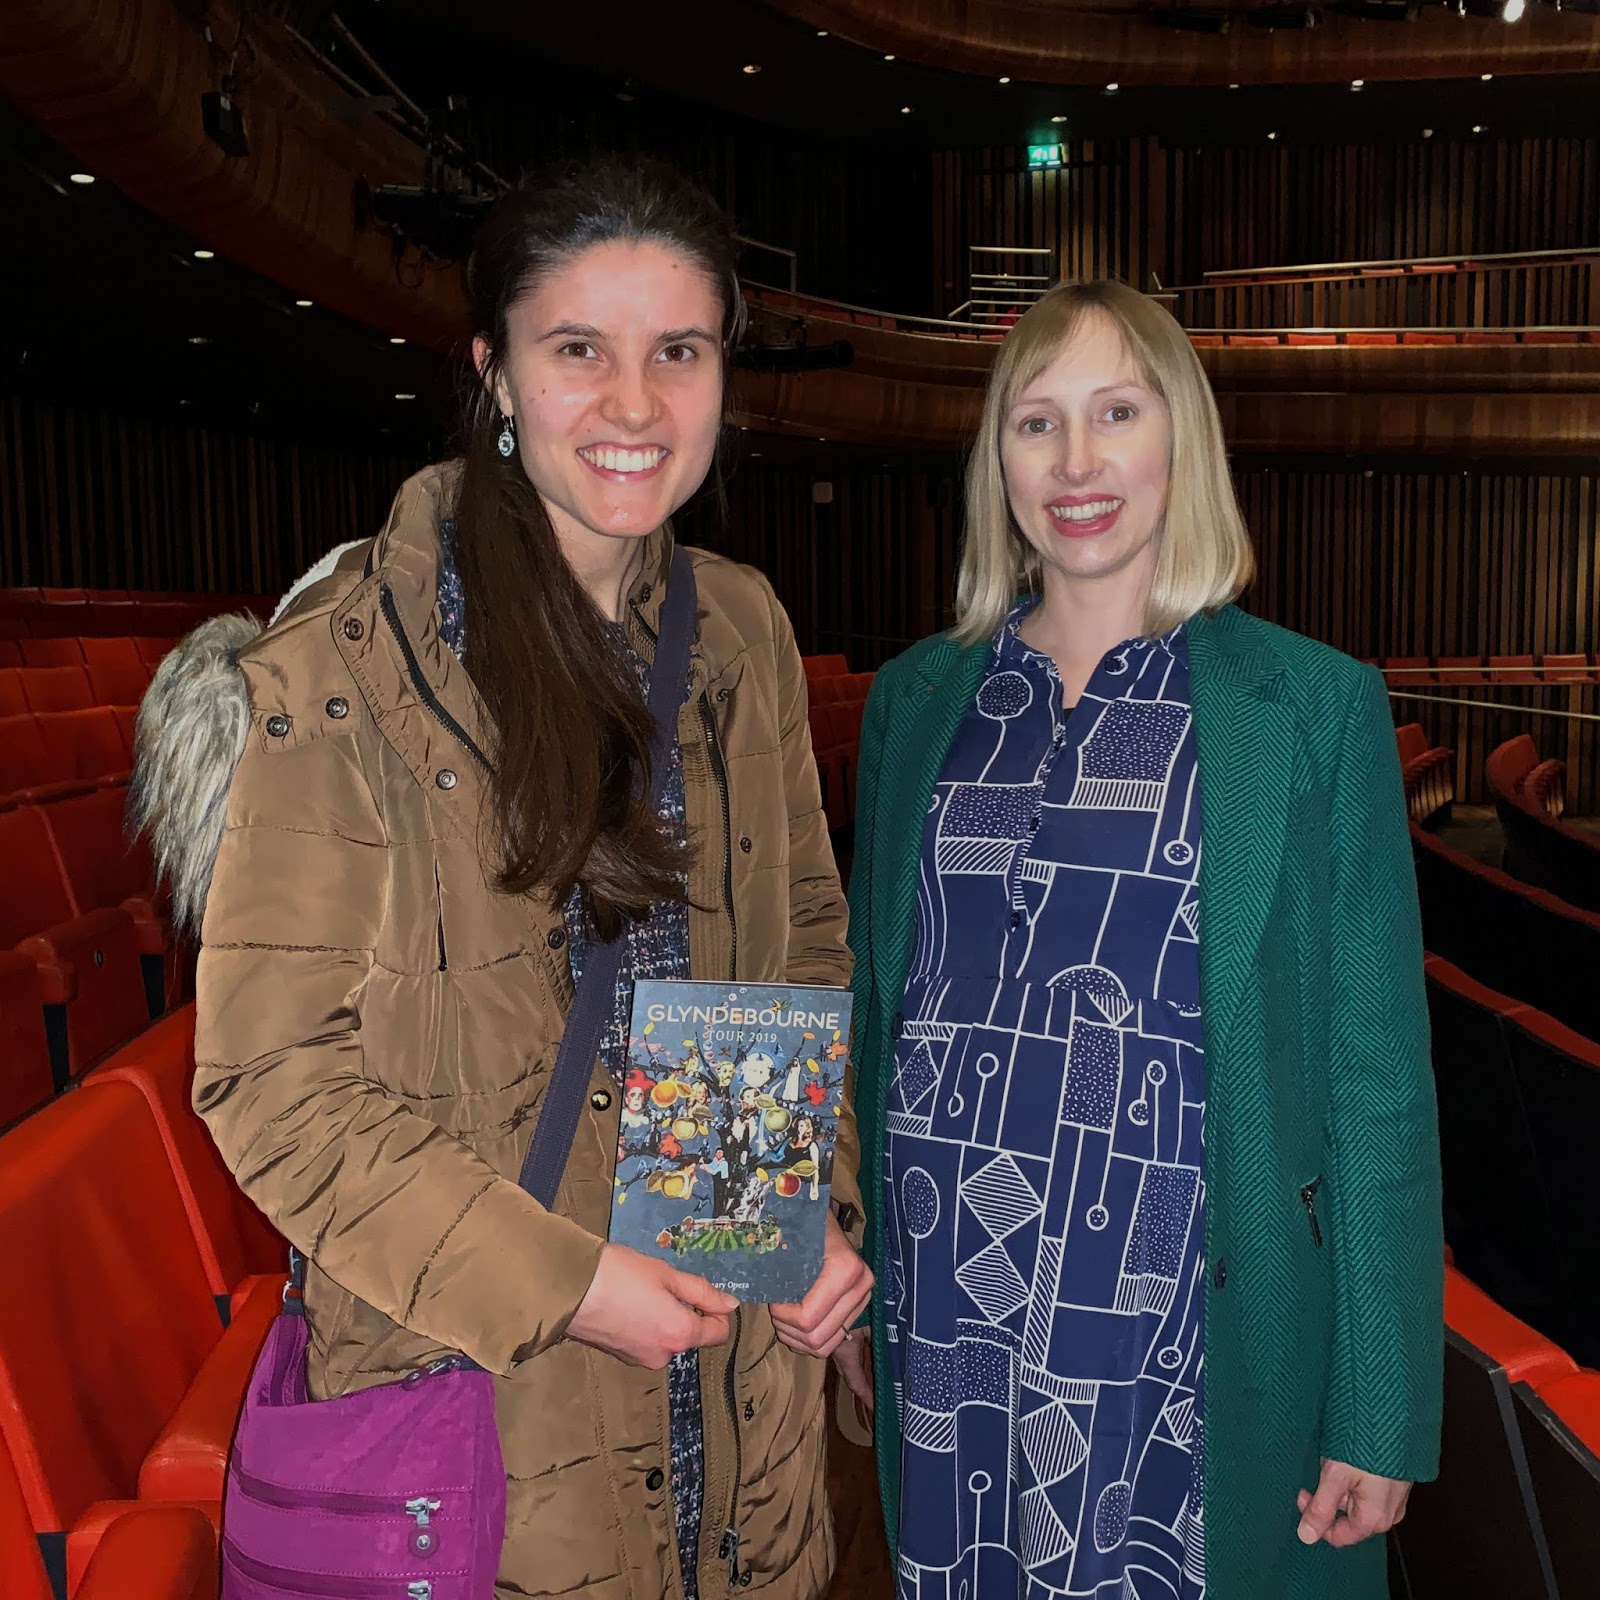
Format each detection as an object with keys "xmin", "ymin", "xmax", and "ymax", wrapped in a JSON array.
[
  {"xmin": 770, "ymin": 1214, "xmax": 874, "ymax": 1359},
  {"xmin": 1296, "ymin": 1460, "xmax": 1412, "ymax": 1547}
]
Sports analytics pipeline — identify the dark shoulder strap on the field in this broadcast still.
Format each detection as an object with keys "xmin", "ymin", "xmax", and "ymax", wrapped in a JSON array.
[{"xmin": 517, "ymin": 546, "xmax": 699, "ymax": 1209}]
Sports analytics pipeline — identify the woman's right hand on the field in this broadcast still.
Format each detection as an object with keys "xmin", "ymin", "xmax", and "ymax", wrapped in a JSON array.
[{"xmin": 567, "ymin": 1244, "xmax": 738, "ymax": 1368}]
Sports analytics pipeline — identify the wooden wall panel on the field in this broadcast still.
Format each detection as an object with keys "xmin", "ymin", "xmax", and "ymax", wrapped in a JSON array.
[{"xmin": 933, "ymin": 134, "xmax": 1600, "ymax": 318}]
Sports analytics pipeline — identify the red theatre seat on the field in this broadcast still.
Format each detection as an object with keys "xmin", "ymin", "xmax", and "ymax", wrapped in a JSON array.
[
  {"xmin": 0, "ymin": 1080, "xmax": 276, "ymax": 1547},
  {"xmin": 18, "ymin": 638, "xmax": 84, "ymax": 668},
  {"xmin": 0, "ymin": 671, "xmax": 26, "ymax": 717},
  {"xmin": 83, "ymin": 1006, "xmax": 288, "ymax": 1298},
  {"xmin": 1443, "ymin": 1268, "xmax": 1575, "ymax": 1387},
  {"xmin": 81, "ymin": 637, "xmax": 152, "ymax": 705},
  {"xmin": 0, "ymin": 804, "xmax": 148, "ymax": 1079},
  {"xmin": 1346, "ymin": 331, "xmax": 1399, "ymax": 346},
  {"xmin": 0, "ymin": 1431, "xmax": 219, "ymax": 1600},
  {"xmin": 36, "ymin": 708, "xmax": 133, "ymax": 788},
  {"xmin": 1285, "ymin": 332, "xmax": 1338, "ymax": 346},
  {"xmin": 0, "ymin": 951, "xmax": 53, "ymax": 1130},
  {"xmin": 19, "ymin": 666, "xmax": 94, "ymax": 714}
]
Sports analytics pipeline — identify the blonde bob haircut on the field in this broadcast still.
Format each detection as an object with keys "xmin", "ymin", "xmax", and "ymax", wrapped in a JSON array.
[{"xmin": 955, "ymin": 279, "xmax": 1255, "ymax": 645}]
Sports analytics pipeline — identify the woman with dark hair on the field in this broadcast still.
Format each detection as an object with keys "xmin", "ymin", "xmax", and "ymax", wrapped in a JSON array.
[{"xmin": 133, "ymin": 157, "xmax": 872, "ymax": 1600}]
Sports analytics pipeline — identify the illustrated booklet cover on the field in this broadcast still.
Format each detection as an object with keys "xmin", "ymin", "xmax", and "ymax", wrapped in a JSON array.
[{"xmin": 610, "ymin": 979, "xmax": 854, "ymax": 1303}]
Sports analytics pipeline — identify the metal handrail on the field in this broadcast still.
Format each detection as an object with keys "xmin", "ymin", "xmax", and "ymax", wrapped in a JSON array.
[
  {"xmin": 1388, "ymin": 690, "xmax": 1600, "ymax": 723},
  {"xmin": 1168, "ymin": 245, "xmax": 1600, "ymax": 294}
]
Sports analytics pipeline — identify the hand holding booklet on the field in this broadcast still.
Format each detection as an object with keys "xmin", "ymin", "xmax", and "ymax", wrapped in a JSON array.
[{"xmin": 609, "ymin": 979, "xmax": 854, "ymax": 1303}]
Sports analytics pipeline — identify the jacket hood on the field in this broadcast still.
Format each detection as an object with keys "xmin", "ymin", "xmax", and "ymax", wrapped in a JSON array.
[{"xmin": 128, "ymin": 539, "xmax": 365, "ymax": 933}]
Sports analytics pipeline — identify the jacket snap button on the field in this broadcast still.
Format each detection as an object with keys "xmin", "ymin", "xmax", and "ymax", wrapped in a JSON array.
[
  {"xmin": 342, "ymin": 617, "xmax": 364, "ymax": 641},
  {"xmin": 547, "ymin": 928, "xmax": 567, "ymax": 950},
  {"xmin": 265, "ymin": 714, "xmax": 290, "ymax": 738},
  {"xmin": 739, "ymin": 836, "xmax": 752, "ymax": 853},
  {"xmin": 638, "ymin": 584, "xmax": 652, "ymax": 603},
  {"xmin": 435, "ymin": 769, "xmax": 458, "ymax": 791},
  {"xmin": 325, "ymin": 696, "xmax": 349, "ymax": 719},
  {"xmin": 646, "ymin": 1468, "xmax": 664, "ymax": 1491},
  {"xmin": 590, "ymin": 1090, "xmax": 613, "ymax": 1112},
  {"xmin": 1213, "ymin": 1257, "xmax": 1228, "ymax": 1290},
  {"xmin": 715, "ymin": 686, "xmax": 730, "ymax": 703},
  {"xmin": 93, "ymin": 949, "xmax": 105, "ymax": 968}
]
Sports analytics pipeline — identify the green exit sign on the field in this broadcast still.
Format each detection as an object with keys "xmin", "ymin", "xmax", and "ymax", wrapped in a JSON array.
[{"xmin": 1028, "ymin": 143, "xmax": 1064, "ymax": 169}]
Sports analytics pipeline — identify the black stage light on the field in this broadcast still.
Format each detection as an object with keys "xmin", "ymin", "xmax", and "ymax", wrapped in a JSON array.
[
  {"xmin": 354, "ymin": 180, "xmax": 496, "ymax": 261},
  {"xmin": 734, "ymin": 341, "xmax": 855, "ymax": 373},
  {"xmin": 201, "ymin": 89, "xmax": 250, "ymax": 158},
  {"xmin": 1332, "ymin": 0, "xmax": 1419, "ymax": 18}
]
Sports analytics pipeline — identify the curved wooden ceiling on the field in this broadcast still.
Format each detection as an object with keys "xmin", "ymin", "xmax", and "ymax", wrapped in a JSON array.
[{"xmin": 760, "ymin": 0, "xmax": 1600, "ymax": 84}]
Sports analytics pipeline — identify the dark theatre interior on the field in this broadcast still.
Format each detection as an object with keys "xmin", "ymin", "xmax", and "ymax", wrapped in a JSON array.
[{"xmin": 2, "ymin": 0, "xmax": 1600, "ymax": 1597}]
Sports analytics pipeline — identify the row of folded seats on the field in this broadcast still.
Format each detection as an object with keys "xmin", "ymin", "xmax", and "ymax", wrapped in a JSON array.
[
  {"xmin": 1395, "ymin": 724, "xmax": 1454, "ymax": 827},
  {"xmin": 1485, "ymin": 733, "xmax": 1600, "ymax": 915},
  {"xmin": 0, "ymin": 1005, "xmax": 287, "ymax": 1599},
  {"xmin": 1, "ymin": 643, "xmax": 175, "ymax": 717},
  {"xmin": 803, "ymin": 655, "xmax": 875, "ymax": 832},
  {"xmin": 0, "ymin": 589, "xmax": 266, "ymax": 642},
  {"xmin": 1378, "ymin": 653, "xmax": 1598, "ymax": 684}
]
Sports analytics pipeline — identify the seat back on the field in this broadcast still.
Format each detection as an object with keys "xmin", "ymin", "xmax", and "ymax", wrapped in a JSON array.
[
  {"xmin": 0, "ymin": 715, "xmax": 58, "ymax": 797},
  {"xmin": 80, "ymin": 638, "xmax": 149, "ymax": 706},
  {"xmin": 37, "ymin": 787, "xmax": 153, "ymax": 915},
  {"xmin": 0, "ymin": 670, "xmax": 26, "ymax": 717},
  {"xmin": 1514, "ymin": 1375, "xmax": 1600, "ymax": 1598},
  {"xmin": 132, "ymin": 637, "xmax": 179, "ymax": 674},
  {"xmin": 83, "ymin": 1007, "xmax": 286, "ymax": 1296},
  {"xmin": 18, "ymin": 638, "xmax": 83, "ymax": 669},
  {"xmin": 1423, "ymin": 957, "xmax": 1561, "ymax": 1335},
  {"xmin": 0, "ymin": 1080, "xmax": 222, "ymax": 1530},
  {"xmin": 1394, "ymin": 723, "xmax": 1429, "ymax": 767},
  {"xmin": 1501, "ymin": 1013, "xmax": 1600, "ymax": 1366},
  {"xmin": 802, "ymin": 653, "xmax": 850, "ymax": 680},
  {"xmin": 1486, "ymin": 734, "xmax": 1540, "ymax": 806},
  {"xmin": 18, "ymin": 667, "xmax": 93, "ymax": 714},
  {"xmin": 0, "ymin": 953, "xmax": 52, "ymax": 1132},
  {"xmin": 0, "ymin": 806, "xmax": 77, "ymax": 942},
  {"xmin": 0, "ymin": 1433, "xmax": 53, "ymax": 1600},
  {"xmin": 35, "ymin": 709, "xmax": 131, "ymax": 786},
  {"xmin": 1391, "ymin": 1327, "xmax": 1554, "ymax": 1599}
]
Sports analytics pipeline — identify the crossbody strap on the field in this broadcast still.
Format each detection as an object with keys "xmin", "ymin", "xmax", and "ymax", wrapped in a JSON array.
[{"xmin": 517, "ymin": 545, "xmax": 699, "ymax": 1210}]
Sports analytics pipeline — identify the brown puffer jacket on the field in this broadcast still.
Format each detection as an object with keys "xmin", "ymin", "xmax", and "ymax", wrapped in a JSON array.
[{"xmin": 184, "ymin": 465, "xmax": 860, "ymax": 1600}]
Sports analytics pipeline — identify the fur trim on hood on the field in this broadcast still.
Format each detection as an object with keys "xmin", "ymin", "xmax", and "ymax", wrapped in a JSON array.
[{"xmin": 128, "ymin": 541, "xmax": 364, "ymax": 932}]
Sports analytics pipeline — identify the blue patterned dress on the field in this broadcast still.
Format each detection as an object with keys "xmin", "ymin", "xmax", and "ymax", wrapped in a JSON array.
[{"xmin": 885, "ymin": 605, "xmax": 1208, "ymax": 1600}]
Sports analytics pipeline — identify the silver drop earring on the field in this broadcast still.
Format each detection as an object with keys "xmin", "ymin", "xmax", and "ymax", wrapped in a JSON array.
[{"xmin": 496, "ymin": 414, "xmax": 516, "ymax": 458}]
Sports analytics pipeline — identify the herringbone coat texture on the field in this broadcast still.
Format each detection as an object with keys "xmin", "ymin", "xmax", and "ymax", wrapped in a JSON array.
[{"xmin": 848, "ymin": 604, "xmax": 1443, "ymax": 1600}]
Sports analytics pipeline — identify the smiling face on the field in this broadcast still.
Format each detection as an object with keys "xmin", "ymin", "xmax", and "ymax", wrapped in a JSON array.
[
  {"xmin": 483, "ymin": 237, "xmax": 725, "ymax": 563},
  {"xmin": 999, "ymin": 310, "xmax": 1173, "ymax": 604}
]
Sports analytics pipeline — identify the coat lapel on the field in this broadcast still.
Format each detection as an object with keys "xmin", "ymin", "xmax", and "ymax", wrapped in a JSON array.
[
  {"xmin": 870, "ymin": 636, "xmax": 991, "ymax": 1008},
  {"xmin": 1189, "ymin": 607, "xmax": 1296, "ymax": 1046}
]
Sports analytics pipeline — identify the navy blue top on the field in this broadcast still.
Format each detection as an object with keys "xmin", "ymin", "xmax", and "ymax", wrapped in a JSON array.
[{"xmin": 884, "ymin": 605, "xmax": 1209, "ymax": 1600}]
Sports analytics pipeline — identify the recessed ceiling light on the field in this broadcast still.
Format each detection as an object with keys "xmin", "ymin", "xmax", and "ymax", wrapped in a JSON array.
[
  {"xmin": 1481, "ymin": 72, "xmax": 1494, "ymax": 80},
  {"xmin": 1228, "ymin": 82, "xmax": 1240, "ymax": 89},
  {"xmin": 1422, "ymin": 127, "xmax": 1434, "ymax": 137},
  {"xmin": 395, "ymin": 392, "xmax": 417, "ymax": 401},
  {"xmin": 1051, "ymin": 114, "xmax": 1068, "ymax": 123},
  {"xmin": 1472, "ymin": 123, "xmax": 1486, "ymax": 133},
  {"xmin": 294, "ymin": 299, "xmax": 313, "ymax": 308},
  {"xmin": 742, "ymin": 64, "xmax": 761, "ymax": 74},
  {"xmin": 193, "ymin": 249, "xmax": 215, "ymax": 260},
  {"xmin": 901, "ymin": 105, "xmax": 913, "ymax": 114},
  {"xmin": 69, "ymin": 173, "xmax": 95, "ymax": 186},
  {"xmin": 1105, "ymin": 82, "xmax": 1119, "ymax": 92},
  {"xmin": 998, "ymin": 76, "xmax": 1011, "ymax": 84},
  {"xmin": 1351, "ymin": 78, "xmax": 1364, "ymax": 89},
  {"xmin": 816, "ymin": 29, "xmax": 828, "ymax": 36},
  {"xmin": 883, "ymin": 53, "xmax": 895, "ymax": 61},
  {"xmin": 188, "ymin": 335, "xmax": 209, "ymax": 345},
  {"xmin": 389, "ymin": 336, "xmax": 405, "ymax": 345},
  {"xmin": 1267, "ymin": 131, "xmax": 1278, "ymax": 140}
]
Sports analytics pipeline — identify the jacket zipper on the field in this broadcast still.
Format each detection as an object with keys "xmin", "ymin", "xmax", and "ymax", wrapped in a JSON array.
[
  {"xmin": 699, "ymin": 694, "xmax": 738, "ymax": 982},
  {"xmin": 1300, "ymin": 1179, "xmax": 1324, "ymax": 1248},
  {"xmin": 378, "ymin": 583, "xmax": 494, "ymax": 777},
  {"xmin": 224, "ymin": 1539, "xmax": 436, "ymax": 1597},
  {"xmin": 720, "ymin": 1314, "xmax": 745, "ymax": 1589}
]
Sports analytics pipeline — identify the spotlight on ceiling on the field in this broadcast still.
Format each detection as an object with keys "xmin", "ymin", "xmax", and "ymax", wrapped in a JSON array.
[
  {"xmin": 1503, "ymin": 0, "xmax": 1525, "ymax": 18},
  {"xmin": 1351, "ymin": 77, "xmax": 1365, "ymax": 88},
  {"xmin": 1052, "ymin": 114, "xmax": 1069, "ymax": 122},
  {"xmin": 1267, "ymin": 130, "xmax": 1279, "ymax": 139},
  {"xmin": 998, "ymin": 75, "xmax": 1012, "ymax": 83},
  {"xmin": 193, "ymin": 249, "xmax": 215, "ymax": 261},
  {"xmin": 742, "ymin": 64, "xmax": 762, "ymax": 74},
  {"xmin": 395, "ymin": 393, "xmax": 417, "ymax": 401},
  {"xmin": 1481, "ymin": 71, "xmax": 1494, "ymax": 79},
  {"xmin": 69, "ymin": 173, "xmax": 95, "ymax": 186},
  {"xmin": 295, "ymin": 299, "xmax": 313, "ymax": 308},
  {"xmin": 901, "ymin": 105, "xmax": 913, "ymax": 114},
  {"xmin": 1105, "ymin": 81, "xmax": 1120, "ymax": 92},
  {"xmin": 1472, "ymin": 123, "xmax": 1486, "ymax": 132}
]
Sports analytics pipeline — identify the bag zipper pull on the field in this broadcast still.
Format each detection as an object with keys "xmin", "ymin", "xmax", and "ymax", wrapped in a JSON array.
[
  {"xmin": 408, "ymin": 1585, "xmax": 433, "ymax": 1600},
  {"xmin": 406, "ymin": 1496, "xmax": 442, "ymax": 1528},
  {"xmin": 1300, "ymin": 1179, "xmax": 1324, "ymax": 1248}
]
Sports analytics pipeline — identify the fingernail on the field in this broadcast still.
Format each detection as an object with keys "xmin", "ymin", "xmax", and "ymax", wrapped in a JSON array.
[{"xmin": 1297, "ymin": 1522, "xmax": 1318, "ymax": 1545}]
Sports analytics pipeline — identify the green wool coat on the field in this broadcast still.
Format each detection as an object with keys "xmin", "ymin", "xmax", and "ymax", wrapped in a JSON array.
[{"xmin": 847, "ymin": 603, "xmax": 1443, "ymax": 1600}]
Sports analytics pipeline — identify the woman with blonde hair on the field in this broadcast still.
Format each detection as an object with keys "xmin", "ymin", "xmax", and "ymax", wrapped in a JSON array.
[{"xmin": 842, "ymin": 281, "xmax": 1440, "ymax": 1600}]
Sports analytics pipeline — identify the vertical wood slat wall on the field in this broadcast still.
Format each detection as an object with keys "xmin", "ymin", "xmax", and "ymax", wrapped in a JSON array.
[
  {"xmin": 933, "ymin": 134, "xmax": 1600, "ymax": 317},
  {"xmin": 0, "ymin": 393, "xmax": 426, "ymax": 592}
]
